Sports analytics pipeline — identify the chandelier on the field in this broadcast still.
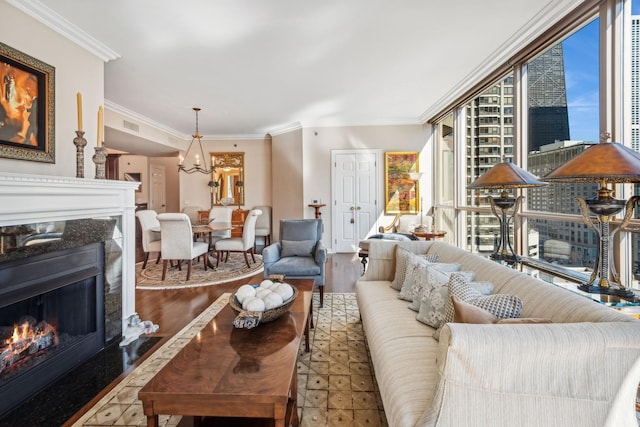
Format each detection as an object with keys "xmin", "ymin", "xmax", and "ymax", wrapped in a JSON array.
[{"xmin": 178, "ymin": 107, "xmax": 215, "ymax": 174}]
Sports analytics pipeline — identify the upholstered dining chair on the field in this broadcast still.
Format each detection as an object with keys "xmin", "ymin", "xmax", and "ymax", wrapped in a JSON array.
[
  {"xmin": 181, "ymin": 206, "xmax": 203, "ymax": 224},
  {"xmin": 262, "ymin": 219, "xmax": 327, "ymax": 306},
  {"xmin": 208, "ymin": 206, "xmax": 233, "ymax": 248},
  {"xmin": 157, "ymin": 213, "xmax": 210, "ymax": 281},
  {"xmin": 135, "ymin": 209, "xmax": 162, "ymax": 269},
  {"xmin": 253, "ymin": 205, "xmax": 271, "ymax": 249},
  {"xmin": 214, "ymin": 209, "xmax": 261, "ymax": 268}
]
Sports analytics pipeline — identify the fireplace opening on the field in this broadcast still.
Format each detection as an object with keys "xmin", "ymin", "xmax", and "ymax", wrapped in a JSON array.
[{"xmin": 0, "ymin": 243, "xmax": 105, "ymax": 417}]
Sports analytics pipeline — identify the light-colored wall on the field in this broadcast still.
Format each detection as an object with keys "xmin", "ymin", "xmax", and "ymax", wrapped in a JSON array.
[
  {"xmin": 0, "ymin": 3, "xmax": 104, "ymax": 177},
  {"xmin": 150, "ymin": 156, "xmax": 181, "ymax": 213},
  {"xmin": 178, "ymin": 137, "xmax": 272, "ymax": 213},
  {"xmin": 118, "ymin": 155, "xmax": 147, "ymax": 204},
  {"xmin": 271, "ymin": 124, "xmax": 430, "ymax": 251},
  {"xmin": 271, "ymin": 128, "xmax": 304, "ymax": 240}
]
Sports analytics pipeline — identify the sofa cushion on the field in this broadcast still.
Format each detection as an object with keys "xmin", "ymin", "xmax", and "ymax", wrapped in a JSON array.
[
  {"xmin": 398, "ymin": 258, "xmax": 461, "ymax": 302},
  {"xmin": 415, "ymin": 274, "xmax": 492, "ymax": 328},
  {"xmin": 280, "ymin": 239, "xmax": 315, "ymax": 257},
  {"xmin": 391, "ymin": 247, "xmax": 438, "ymax": 291}
]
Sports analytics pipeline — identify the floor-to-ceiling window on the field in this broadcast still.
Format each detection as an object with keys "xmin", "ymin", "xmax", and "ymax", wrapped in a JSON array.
[{"xmin": 432, "ymin": 0, "xmax": 640, "ymax": 291}]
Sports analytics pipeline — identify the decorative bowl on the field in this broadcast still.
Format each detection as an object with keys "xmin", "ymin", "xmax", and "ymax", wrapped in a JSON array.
[{"xmin": 229, "ymin": 285, "xmax": 299, "ymax": 323}]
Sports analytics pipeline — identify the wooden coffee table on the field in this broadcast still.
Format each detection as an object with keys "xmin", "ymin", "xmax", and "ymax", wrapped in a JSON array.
[{"xmin": 139, "ymin": 279, "xmax": 314, "ymax": 427}]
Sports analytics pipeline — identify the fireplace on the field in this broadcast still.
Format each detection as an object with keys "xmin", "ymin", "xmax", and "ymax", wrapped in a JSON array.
[
  {"xmin": 0, "ymin": 172, "xmax": 139, "ymax": 417},
  {"xmin": 0, "ymin": 242, "xmax": 105, "ymax": 416}
]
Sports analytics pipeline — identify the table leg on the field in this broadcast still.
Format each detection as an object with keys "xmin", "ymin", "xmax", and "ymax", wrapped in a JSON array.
[{"xmin": 146, "ymin": 415, "xmax": 158, "ymax": 427}]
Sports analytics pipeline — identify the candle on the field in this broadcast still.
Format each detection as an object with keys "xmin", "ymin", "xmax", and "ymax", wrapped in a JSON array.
[
  {"xmin": 97, "ymin": 105, "xmax": 103, "ymax": 147},
  {"xmin": 195, "ymin": 154, "xmax": 200, "ymax": 166},
  {"xmin": 76, "ymin": 92, "xmax": 83, "ymax": 131}
]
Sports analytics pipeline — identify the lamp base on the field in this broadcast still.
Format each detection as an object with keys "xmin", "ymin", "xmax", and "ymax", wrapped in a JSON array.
[
  {"xmin": 489, "ymin": 252, "xmax": 520, "ymax": 265},
  {"xmin": 577, "ymin": 283, "xmax": 636, "ymax": 301}
]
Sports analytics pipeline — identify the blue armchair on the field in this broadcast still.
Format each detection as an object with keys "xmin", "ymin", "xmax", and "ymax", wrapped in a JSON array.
[{"xmin": 263, "ymin": 219, "xmax": 327, "ymax": 306}]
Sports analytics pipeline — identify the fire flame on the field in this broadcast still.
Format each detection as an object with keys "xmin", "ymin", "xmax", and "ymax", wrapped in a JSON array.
[{"xmin": 1, "ymin": 320, "xmax": 58, "ymax": 373}]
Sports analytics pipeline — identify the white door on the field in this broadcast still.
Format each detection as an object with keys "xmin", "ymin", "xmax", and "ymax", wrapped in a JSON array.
[
  {"xmin": 332, "ymin": 150, "xmax": 379, "ymax": 252},
  {"xmin": 149, "ymin": 164, "xmax": 166, "ymax": 213}
]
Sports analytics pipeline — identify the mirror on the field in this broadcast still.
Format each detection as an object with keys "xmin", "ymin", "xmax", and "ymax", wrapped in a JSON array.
[{"xmin": 210, "ymin": 152, "xmax": 244, "ymax": 207}]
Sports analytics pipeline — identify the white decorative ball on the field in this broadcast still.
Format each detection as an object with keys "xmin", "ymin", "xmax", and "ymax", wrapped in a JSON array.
[
  {"xmin": 260, "ymin": 279, "xmax": 275, "ymax": 289},
  {"xmin": 263, "ymin": 292, "xmax": 284, "ymax": 310},
  {"xmin": 256, "ymin": 288, "xmax": 272, "ymax": 300},
  {"xmin": 273, "ymin": 283, "xmax": 294, "ymax": 301},
  {"xmin": 244, "ymin": 297, "xmax": 266, "ymax": 312},
  {"xmin": 235, "ymin": 284, "xmax": 256, "ymax": 304}
]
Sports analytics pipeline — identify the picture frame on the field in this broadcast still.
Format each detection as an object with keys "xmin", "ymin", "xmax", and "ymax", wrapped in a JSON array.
[
  {"xmin": 0, "ymin": 42, "xmax": 55, "ymax": 163},
  {"xmin": 124, "ymin": 172, "xmax": 142, "ymax": 192},
  {"xmin": 384, "ymin": 151, "xmax": 420, "ymax": 214}
]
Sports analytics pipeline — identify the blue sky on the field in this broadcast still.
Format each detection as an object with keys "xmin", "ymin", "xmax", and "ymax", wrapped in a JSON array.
[{"xmin": 563, "ymin": 3, "xmax": 640, "ymax": 142}]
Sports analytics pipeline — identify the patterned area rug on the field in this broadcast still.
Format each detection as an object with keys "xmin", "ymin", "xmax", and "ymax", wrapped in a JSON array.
[
  {"xmin": 135, "ymin": 254, "xmax": 263, "ymax": 290},
  {"xmin": 68, "ymin": 293, "xmax": 386, "ymax": 426}
]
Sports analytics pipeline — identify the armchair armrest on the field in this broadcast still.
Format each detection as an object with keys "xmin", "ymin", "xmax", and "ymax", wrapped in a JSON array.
[
  {"xmin": 419, "ymin": 322, "xmax": 640, "ymax": 427},
  {"xmin": 314, "ymin": 240, "xmax": 327, "ymax": 264},
  {"xmin": 262, "ymin": 242, "xmax": 282, "ymax": 266}
]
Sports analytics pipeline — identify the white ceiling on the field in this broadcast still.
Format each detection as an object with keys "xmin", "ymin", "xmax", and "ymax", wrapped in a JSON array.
[{"xmin": 10, "ymin": 0, "xmax": 579, "ymax": 154}]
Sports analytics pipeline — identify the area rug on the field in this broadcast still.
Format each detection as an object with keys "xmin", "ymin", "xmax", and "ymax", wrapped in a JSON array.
[
  {"xmin": 135, "ymin": 254, "xmax": 263, "ymax": 290},
  {"xmin": 68, "ymin": 293, "xmax": 387, "ymax": 427}
]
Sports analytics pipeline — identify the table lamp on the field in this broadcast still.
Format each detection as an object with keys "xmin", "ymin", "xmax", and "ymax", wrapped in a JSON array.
[
  {"xmin": 542, "ymin": 133, "xmax": 640, "ymax": 300},
  {"xmin": 468, "ymin": 161, "xmax": 547, "ymax": 264},
  {"xmin": 407, "ymin": 172, "xmax": 428, "ymax": 232}
]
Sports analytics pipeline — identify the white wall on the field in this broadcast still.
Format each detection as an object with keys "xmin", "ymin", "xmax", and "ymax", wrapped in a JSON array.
[
  {"xmin": 118, "ymin": 155, "xmax": 148, "ymax": 204},
  {"xmin": 0, "ymin": 3, "xmax": 104, "ymax": 177}
]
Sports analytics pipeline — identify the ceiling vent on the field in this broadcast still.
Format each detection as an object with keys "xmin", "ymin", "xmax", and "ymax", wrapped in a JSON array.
[{"xmin": 123, "ymin": 120, "xmax": 139, "ymax": 132}]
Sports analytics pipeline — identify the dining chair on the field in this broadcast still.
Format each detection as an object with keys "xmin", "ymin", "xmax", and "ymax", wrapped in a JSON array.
[
  {"xmin": 214, "ymin": 209, "xmax": 262, "ymax": 268},
  {"xmin": 253, "ymin": 205, "xmax": 271, "ymax": 249},
  {"xmin": 181, "ymin": 206, "xmax": 203, "ymax": 224},
  {"xmin": 208, "ymin": 206, "xmax": 233, "ymax": 248},
  {"xmin": 135, "ymin": 209, "xmax": 162, "ymax": 269},
  {"xmin": 157, "ymin": 213, "xmax": 210, "ymax": 281}
]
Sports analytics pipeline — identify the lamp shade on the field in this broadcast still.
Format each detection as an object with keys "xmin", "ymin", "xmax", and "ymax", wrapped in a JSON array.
[
  {"xmin": 407, "ymin": 172, "xmax": 423, "ymax": 181},
  {"xmin": 543, "ymin": 141, "xmax": 640, "ymax": 183},
  {"xmin": 468, "ymin": 162, "xmax": 546, "ymax": 189}
]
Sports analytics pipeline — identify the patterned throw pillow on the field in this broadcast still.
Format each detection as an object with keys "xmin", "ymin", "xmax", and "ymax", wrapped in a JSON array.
[
  {"xmin": 433, "ymin": 274, "xmax": 523, "ymax": 340},
  {"xmin": 414, "ymin": 272, "xmax": 488, "ymax": 327},
  {"xmin": 407, "ymin": 267, "xmax": 470, "ymax": 311},
  {"xmin": 390, "ymin": 247, "xmax": 439, "ymax": 291},
  {"xmin": 398, "ymin": 258, "xmax": 461, "ymax": 302}
]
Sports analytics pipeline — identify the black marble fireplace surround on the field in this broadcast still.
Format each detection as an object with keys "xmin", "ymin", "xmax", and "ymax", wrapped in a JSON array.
[{"xmin": 0, "ymin": 218, "xmax": 122, "ymax": 417}]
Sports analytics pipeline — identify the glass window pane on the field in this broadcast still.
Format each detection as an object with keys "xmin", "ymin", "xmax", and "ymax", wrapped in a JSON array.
[{"xmin": 436, "ymin": 113, "xmax": 455, "ymax": 206}]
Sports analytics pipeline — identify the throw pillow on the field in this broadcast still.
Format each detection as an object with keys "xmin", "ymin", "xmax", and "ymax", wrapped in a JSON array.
[
  {"xmin": 415, "ymin": 274, "xmax": 492, "ymax": 327},
  {"xmin": 451, "ymin": 295, "xmax": 499, "ymax": 323},
  {"xmin": 433, "ymin": 274, "xmax": 523, "ymax": 340},
  {"xmin": 398, "ymin": 259, "xmax": 461, "ymax": 302},
  {"xmin": 280, "ymin": 239, "xmax": 315, "ymax": 257},
  {"xmin": 407, "ymin": 266, "xmax": 470, "ymax": 311},
  {"xmin": 390, "ymin": 247, "xmax": 439, "ymax": 291}
]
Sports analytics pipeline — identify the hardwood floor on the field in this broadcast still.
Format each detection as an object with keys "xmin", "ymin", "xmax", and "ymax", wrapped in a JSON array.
[{"xmin": 136, "ymin": 252, "xmax": 362, "ymax": 336}]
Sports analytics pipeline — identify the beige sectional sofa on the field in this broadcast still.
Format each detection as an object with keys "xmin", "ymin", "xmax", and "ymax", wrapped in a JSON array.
[{"xmin": 356, "ymin": 239, "xmax": 640, "ymax": 427}]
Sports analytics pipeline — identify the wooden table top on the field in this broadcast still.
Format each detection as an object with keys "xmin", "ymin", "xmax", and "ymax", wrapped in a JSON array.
[{"xmin": 139, "ymin": 279, "xmax": 314, "ymax": 423}]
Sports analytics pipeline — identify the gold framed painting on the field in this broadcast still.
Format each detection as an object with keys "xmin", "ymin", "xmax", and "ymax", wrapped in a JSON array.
[
  {"xmin": 384, "ymin": 151, "xmax": 419, "ymax": 214},
  {"xmin": 0, "ymin": 42, "xmax": 55, "ymax": 163}
]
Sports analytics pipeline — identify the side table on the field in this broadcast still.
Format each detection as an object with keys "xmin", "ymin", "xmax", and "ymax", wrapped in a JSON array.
[{"xmin": 412, "ymin": 230, "xmax": 447, "ymax": 240}]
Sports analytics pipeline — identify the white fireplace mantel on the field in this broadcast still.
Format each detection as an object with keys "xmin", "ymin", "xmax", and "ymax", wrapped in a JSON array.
[{"xmin": 0, "ymin": 172, "xmax": 140, "ymax": 333}]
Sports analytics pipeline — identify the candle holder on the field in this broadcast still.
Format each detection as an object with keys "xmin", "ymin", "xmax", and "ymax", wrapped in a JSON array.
[
  {"xmin": 93, "ymin": 145, "xmax": 107, "ymax": 179},
  {"xmin": 73, "ymin": 130, "xmax": 87, "ymax": 178}
]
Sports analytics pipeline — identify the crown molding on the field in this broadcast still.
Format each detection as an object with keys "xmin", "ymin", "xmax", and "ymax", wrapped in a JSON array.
[
  {"xmin": 419, "ymin": 0, "xmax": 584, "ymax": 124},
  {"xmin": 6, "ymin": 0, "xmax": 120, "ymax": 62},
  {"xmin": 105, "ymin": 100, "xmax": 267, "ymax": 142},
  {"xmin": 267, "ymin": 122, "xmax": 303, "ymax": 136}
]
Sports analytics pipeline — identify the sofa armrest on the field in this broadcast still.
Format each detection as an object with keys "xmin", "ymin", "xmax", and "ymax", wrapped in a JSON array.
[
  {"xmin": 262, "ymin": 242, "xmax": 282, "ymax": 266},
  {"xmin": 418, "ymin": 322, "xmax": 640, "ymax": 427}
]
